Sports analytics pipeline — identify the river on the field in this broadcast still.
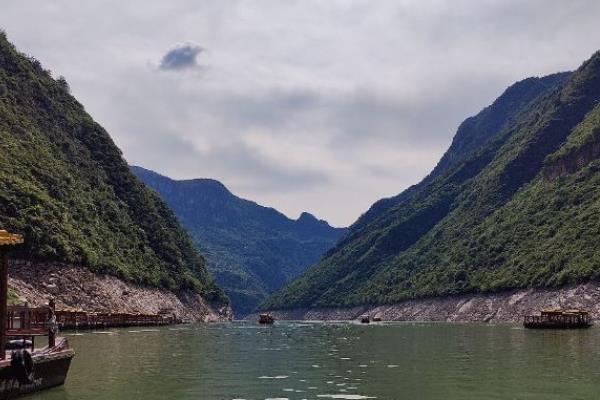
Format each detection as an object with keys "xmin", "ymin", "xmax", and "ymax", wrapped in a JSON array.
[{"xmin": 26, "ymin": 321, "xmax": 600, "ymax": 399}]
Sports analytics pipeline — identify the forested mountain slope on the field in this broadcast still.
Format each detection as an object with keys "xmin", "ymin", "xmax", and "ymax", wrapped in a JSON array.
[
  {"xmin": 0, "ymin": 32, "xmax": 226, "ymax": 307},
  {"xmin": 264, "ymin": 52, "xmax": 600, "ymax": 310},
  {"xmin": 350, "ymin": 72, "xmax": 570, "ymax": 233},
  {"xmin": 132, "ymin": 166, "xmax": 347, "ymax": 316}
]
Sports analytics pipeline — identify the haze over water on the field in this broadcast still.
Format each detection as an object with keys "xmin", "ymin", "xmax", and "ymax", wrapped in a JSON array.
[{"xmin": 27, "ymin": 322, "xmax": 600, "ymax": 399}]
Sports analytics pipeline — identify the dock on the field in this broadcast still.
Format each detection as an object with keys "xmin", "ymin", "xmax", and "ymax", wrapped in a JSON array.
[
  {"xmin": 54, "ymin": 309, "xmax": 182, "ymax": 329},
  {"xmin": 7, "ymin": 306, "xmax": 181, "ymax": 333}
]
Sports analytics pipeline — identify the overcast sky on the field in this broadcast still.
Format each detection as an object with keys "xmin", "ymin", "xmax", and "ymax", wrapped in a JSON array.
[{"xmin": 2, "ymin": 1, "xmax": 600, "ymax": 226}]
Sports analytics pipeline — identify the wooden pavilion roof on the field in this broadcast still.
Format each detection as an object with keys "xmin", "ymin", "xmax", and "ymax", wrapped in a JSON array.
[{"xmin": 0, "ymin": 230, "xmax": 23, "ymax": 246}]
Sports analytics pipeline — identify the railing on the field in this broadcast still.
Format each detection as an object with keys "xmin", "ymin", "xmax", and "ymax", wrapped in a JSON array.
[
  {"xmin": 524, "ymin": 314, "xmax": 591, "ymax": 324},
  {"xmin": 5, "ymin": 306, "xmax": 52, "ymax": 353},
  {"xmin": 55, "ymin": 310, "xmax": 179, "ymax": 329},
  {"xmin": 6, "ymin": 306, "xmax": 49, "ymax": 335},
  {"xmin": 6, "ymin": 307, "xmax": 180, "ymax": 334}
]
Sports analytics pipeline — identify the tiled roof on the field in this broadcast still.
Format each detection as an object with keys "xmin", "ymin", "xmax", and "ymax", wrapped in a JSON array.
[{"xmin": 0, "ymin": 230, "xmax": 24, "ymax": 246}]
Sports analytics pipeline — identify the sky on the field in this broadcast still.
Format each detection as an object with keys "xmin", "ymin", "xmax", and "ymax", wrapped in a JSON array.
[{"xmin": 2, "ymin": 1, "xmax": 600, "ymax": 227}]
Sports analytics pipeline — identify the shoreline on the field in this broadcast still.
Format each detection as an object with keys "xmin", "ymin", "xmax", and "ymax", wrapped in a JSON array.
[
  {"xmin": 8, "ymin": 259, "xmax": 232, "ymax": 322},
  {"xmin": 255, "ymin": 283, "xmax": 600, "ymax": 323}
]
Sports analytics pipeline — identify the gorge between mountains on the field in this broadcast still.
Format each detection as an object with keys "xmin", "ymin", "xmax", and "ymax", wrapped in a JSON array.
[
  {"xmin": 3, "ymin": 31, "xmax": 600, "ymax": 322},
  {"xmin": 5, "ymin": 3, "xmax": 600, "ymax": 400}
]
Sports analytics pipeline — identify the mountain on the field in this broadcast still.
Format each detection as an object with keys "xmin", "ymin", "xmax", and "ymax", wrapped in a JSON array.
[
  {"xmin": 350, "ymin": 72, "xmax": 570, "ymax": 233},
  {"xmin": 0, "ymin": 32, "xmax": 226, "ymax": 313},
  {"xmin": 263, "ymin": 52, "xmax": 600, "ymax": 311},
  {"xmin": 131, "ymin": 166, "xmax": 347, "ymax": 316}
]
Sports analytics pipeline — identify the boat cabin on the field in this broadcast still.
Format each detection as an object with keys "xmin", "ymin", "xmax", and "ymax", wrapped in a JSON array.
[
  {"xmin": 523, "ymin": 309, "xmax": 592, "ymax": 329},
  {"xmin": 259, "ymin": 314, "xmax": 275, "ymax": 324}
]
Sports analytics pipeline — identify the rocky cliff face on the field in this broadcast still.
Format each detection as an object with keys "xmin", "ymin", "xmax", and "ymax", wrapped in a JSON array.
[
  {"xmin": 544, "ymin": 132, "xmax": 600, "ymax": 180},
  {"xmin": 9, "ymin": 260, "xmax": 232, "ymax": 321}
]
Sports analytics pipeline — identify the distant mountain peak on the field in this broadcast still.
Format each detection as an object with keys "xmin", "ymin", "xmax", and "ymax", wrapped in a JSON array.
[
  {"xmin": 131, "ymin": 165, "xmax": 232, "ymax": 196},
  {"xmin": 298, "ymin": 211, "xmax": 318, "ymax": 222},
  {"xmin": 188, "ymin": 177, "xmax": 228, "ymax": 190},
  {"xmin": 297, "ymin": 211, "xmax": 335, "ymax": 229},
  {"xmin": 132, "ymin": 165, "xmax": 348, "ymax": 316}
]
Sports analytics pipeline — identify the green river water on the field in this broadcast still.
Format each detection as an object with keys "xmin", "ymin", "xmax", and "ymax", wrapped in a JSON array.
[{"xmin": 23, "ymin": 321, "xmax": 600, "ymax": 400}]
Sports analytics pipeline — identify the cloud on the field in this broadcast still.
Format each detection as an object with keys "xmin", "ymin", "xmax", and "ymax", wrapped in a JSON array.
[
  {"xmin": 159, "ymin": 42, "xmax": 204, "ymax": 70},
  {"xmin": 2, "ymin": 0, "xmax": 600, "ymax": 226}
]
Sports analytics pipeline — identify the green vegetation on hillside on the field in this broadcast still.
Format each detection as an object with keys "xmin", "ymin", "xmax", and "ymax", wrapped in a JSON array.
[
  {"xmin": 0, "ymin": 32, "xmax": 225, "ymax": 302},
  {"xmin": 7, "ymin": 288, "xmax": 21, "ymax": 305},
  {"xmin": 132, "ymin": 166, "xmax": 346, "ymax": 315},
  {"xmin": 349, "ymin": 72, "xmax": 570, "ymax": 234},
  {"xmin": 263, "ymin": 52, "xmax": 600, "ymax": 310}
]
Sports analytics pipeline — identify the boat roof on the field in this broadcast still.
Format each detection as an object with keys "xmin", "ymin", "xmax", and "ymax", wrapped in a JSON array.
[
  {"xmin": 0, "ymin": 230, "xmax": 23, "ymax": 246},
  {"xmin": 541, "ymin": 308, "xmax": 589, "ymax": 315}
]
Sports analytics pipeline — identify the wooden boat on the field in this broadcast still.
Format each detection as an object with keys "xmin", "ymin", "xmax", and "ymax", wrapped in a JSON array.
[
  {"xmin": 523, "ymin": 309, "xmax": 593, "ymax": 329},
  {"xmin": 0, "ymin": 337, "xmax": 74, "ymax": 398},
  {"xmin": 0, "ymin": 230, "xmax": 75, "ymax": 399},
  {"xmin": 259, "ymin": 313, "xmax": 275, "ymax": 324}
]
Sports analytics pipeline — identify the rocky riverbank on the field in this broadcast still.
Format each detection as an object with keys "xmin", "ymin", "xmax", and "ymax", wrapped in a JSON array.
[
  {"xmin": 259, "ymin": 283, "xmax": 600, "ymax": 323},
  {"xmin": 8, "ymin": 260, "xmax": 232, "ymax": 322}
]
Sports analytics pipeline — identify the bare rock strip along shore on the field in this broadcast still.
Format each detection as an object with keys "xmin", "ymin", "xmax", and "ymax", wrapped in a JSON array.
[
  {"xmin": 259, "ymin": 283, "xmax": 600, "ymax": 323},
  {"xmin": 9, "ymin": 260, "xmax": 231, "ymax": 322}
]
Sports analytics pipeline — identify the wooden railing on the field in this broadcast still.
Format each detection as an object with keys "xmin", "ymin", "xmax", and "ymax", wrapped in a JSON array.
[
  {"xmin": 4, "ymin": 306, "xmax": 52, "ymax": 353},
  {"xmin": 54, "ymin": 310, "xmax": 180, "ymax": 329},
  {"xmin": 6, "ymin": 306, "xmax": 49, "ymax": 336},
  {"xmin": 5, "ymin": 306, "xmax": 180, "ymax": 334},
  {"xmin": 524, "ymin": 314, "xmax": 591, "ymax": 324}
]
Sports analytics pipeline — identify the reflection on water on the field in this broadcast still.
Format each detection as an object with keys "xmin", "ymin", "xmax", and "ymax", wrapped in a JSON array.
[{"xmin": 25, "ymin": 321, "xmax": 600, "ymax": 400}]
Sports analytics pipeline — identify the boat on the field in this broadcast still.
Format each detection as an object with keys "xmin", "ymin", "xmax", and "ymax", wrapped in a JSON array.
[
  {"xmin": 523, "ymin": 309, "xmax": 593, "ymax": 329},
  {"xmin": 259, "ymin": 314, "xmax": 275, "ymax": 324},
  {"xmin": 360, "ymin": 316, "xmax": 370, "ymax": 324},
  {"xmin": 0, "ymin": 230, "xmax": 75, "ymax": 398}
]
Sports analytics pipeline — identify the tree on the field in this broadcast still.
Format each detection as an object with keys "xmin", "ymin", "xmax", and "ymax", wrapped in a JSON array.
[{"xmin": 56, "ymin": 76, "xmax": 70, "ymax": 93}]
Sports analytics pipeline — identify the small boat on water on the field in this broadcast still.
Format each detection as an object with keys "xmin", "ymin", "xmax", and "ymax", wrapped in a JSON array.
[
  {"xmin": 523, "ymin": 309, "xmax": 593, "ymax": 329},
  {"xmin": 0, "ymin": 230, "xmax": 75, "ymax": 399},
  {"xmin": 259, "ymin": 314, "xmax": 275, "ymax": 324},
  {"xmin": 360, "ymin": 316, "xmax": 370, "ymax": 324}
]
